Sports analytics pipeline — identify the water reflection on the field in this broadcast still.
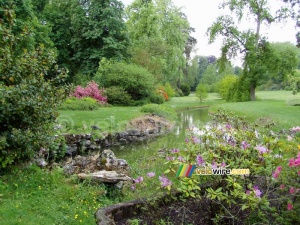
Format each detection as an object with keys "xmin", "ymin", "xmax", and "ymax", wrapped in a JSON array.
[{"xmin": 114, "ymin": 108, "xmax": 210, "ymax": 159}]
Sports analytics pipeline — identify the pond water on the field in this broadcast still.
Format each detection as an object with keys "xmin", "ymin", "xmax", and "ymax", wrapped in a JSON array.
[{"xmin": 114, "ymin": 108, "xmax": 211, "ymax": 160}]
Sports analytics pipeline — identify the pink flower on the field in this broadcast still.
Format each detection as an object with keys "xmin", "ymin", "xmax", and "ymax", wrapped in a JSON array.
[
  {"xmin": 289, "ymin": 187, "xmax": 295, "ymax": 194},
  {"xmin": 134, "ymin": 177, "xmax": 143, "ymax": 183},
  {"xmin": 196, "ymin": 155, "xmax": 205, "ymax": 166},
  {"xmin": 221, "ymin": 162, "xmax": 226, "ymax": 168},
  {"xmin": 241, "ymin": 141, "xmax": 250, "ymax": 150},
  {"xmin": 253, "ymin": 185, "xmax": 262, "ymax": 197},
  {"xmin": 272, "ymin": 172, "xmax": 279, "ymax": 179},
  {"xmin": 131, "ymin": 184, "xmax": 136, "ymax": 191},
  {"xmin": 226, "ymin": 124, "xmax": 232, "ymax": 129},
  {"xmin": 276, "ymin": 166, "xmax": 282, "ymax": 172},
  {"xmin": 159, "ymin": 175, "xmax": 172, "ymax": 187},
  {"xmin": 147, "ymin": 172, "xmax": 155, "ymax": 178},
  {"xmin": 287, "ymin": 203, "xmax": 293, "ymax": 210},
  {"xmin": 289, "ymin": 158, "xmax": 295, "ymax": 167},
  {"xmin": 211, "ymin": 161, "xmax": 217, "ymax": 169},
  {"xmin": 171, "ymin": 149, "xmax": 179, "ymax": 154},
  {"xmin": 294, "ymin": 158, "xmax": 300, "ymax": 166},
  {"xmin": 280, "ymin": 184, "xmax": 285, "ymax": 190},
  {"xmin": 256, "ymin": 145, "xmax": 268, "ymax": 154},
  {"xmin": 246, "ymin": 190, "xmax": 250, "ymax": 195},
  {"xmin": 192, "ymin": 137, "xmax": 201, "ymax": 144}
]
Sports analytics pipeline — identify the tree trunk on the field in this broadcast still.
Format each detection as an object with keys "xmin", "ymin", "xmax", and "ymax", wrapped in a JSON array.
[{"xmin": 250, "ymin": 83, "xmax": 256, "ymax": 101}]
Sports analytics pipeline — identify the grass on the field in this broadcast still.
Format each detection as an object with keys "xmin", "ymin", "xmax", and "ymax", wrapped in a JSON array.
[
  {"xmin": 211, "ymin": 90, "xmax": 300, "ymax": 130},
  {"xmin": 56, "ymin": 106, "xmax": 144, "ymax": 134},
  {"xmin": 0, "ymin": 166, "xmax": 117, "ymax": 225}
]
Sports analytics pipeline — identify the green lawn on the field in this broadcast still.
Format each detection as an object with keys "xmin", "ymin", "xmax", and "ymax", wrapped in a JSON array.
[
  {"xmin": 211, "ymin": 91, "xmax": 300, "ymax": 130},
  {"xmin": 57, "ymin": 106, "xmax": 144, "ymax": 134}
]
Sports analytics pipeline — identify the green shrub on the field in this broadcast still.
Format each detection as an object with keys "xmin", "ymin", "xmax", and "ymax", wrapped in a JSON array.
[
  {"xmin": 217, "ymin": 75, "xmax": 238, "ymax": 101},
  {"xmin": 95, "ymin": 59, "xmax": 156, "ymax": 101},
  {"xmin": 149, "ymin": 93, "xmax": 165, "ymax": 104},
  {"xmin": 140, "ymin": 104, "xmax": 177, "ymax": 120},
  {"xmin": 180, "ymin": 83, "xmax": 191, "ymax": 96},
  {"xmin": 59, "ymin": 97, "xmax": 101, "ymax": 110},
  {"xmin": 105, "ymin": 86, "xmax": 134, "ymax": 106},
  {"xmin": 195, "ymin": 84, "xmax": 208, "ymax": 102},
  {"xmin": 0, "ymin": 10, "xmax": 68, "ymax": 168},
  {"xmin": 164, "ymin": 82, "xmax": 176, "ymax": 97}
]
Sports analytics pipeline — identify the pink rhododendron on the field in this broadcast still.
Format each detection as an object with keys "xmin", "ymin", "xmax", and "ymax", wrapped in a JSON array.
[
  {"xmin": 289, "ymin": 187, "xmax": 295, "ymax": 194},
  {"xmin": 287, "ymin": 203, "xmax": 293, "ymax": 210},
  {"xmin": 71, "ymin": 81, "xmax": 107, "ymax": 104}
]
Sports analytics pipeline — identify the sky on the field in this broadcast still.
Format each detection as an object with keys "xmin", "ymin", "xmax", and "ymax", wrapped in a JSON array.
[{"xmin": 121, "ymin": 0, "xmax": 298, "ymax": 66}]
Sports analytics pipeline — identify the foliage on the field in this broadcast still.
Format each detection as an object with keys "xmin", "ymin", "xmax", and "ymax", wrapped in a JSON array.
[
  {"xmin": 163, "ymin": 110, "xmax": 300, "ymax": 224},
  {"xmin": 208, "ymin": 0, "xmax": 295, "ymax": 101},
  {"xmin": 164, "ymin": 82, "xmax": 176, "ymax": 98},
  {"xmin": 71, "ymin": 81, "xmax": 107, "ymax": 104},
  {"xmin": 105, "ymin": 86, "xmax": 134, "ymax": 106},
  {"xmin": 42, "ymin": 0, "xmax": 130, "ymax": 79},
  {"xmin": 140, "ymin": 104, "xmax": 177, "ymax": 121},
  {"xmin": 95, "ymin": 59, "xmax": 156, "ymax": 101},
  {"xmin": 149, "ymin": 93, "xmax": 165, "ymax": 105},
  {"xmin": 155, "ymin": 86, "xmax": 169, "ymax": 101},
  {"xmin": 0, "ymin": 8, "xmax": 68, "ymax": 169},
  {"xmin": 59, "ymin": 97, "xmax": 101, "ymax": 111},
  {"xmin": 126, "ymin": 0, "xmax": 190, "ymax": 83},
  {"xmin": 180, "ymin": 83, "xmax": 191, "ymax": 96},
  {"xmin": 195, "ymin": 84, "xmax": 208, "ymax": 102},
  {"xmin": 217, "ymin": 75, "xmax": 239, "ymax": 101}
]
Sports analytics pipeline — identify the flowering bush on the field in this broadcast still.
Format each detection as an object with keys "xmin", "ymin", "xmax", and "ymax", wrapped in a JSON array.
[
  {"xmin": 72, "ymin": 81, "xmax": 107, "ymax": 104},
  {"xmin": 155, "ymin": 86, "xmax": 169, "ymax": 101},
  {"xmin": 159, "ymin": 109, "xmax": 300, "ymax": 224}
]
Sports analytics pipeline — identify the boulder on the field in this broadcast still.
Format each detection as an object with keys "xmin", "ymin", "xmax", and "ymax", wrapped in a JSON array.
[{"xmin": 78, "ymin": 171, "xmax": 132, "ymax": 184}]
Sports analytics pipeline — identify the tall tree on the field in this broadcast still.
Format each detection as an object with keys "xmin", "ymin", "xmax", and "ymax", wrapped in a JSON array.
[
  {"xmin": 42, "ymin": 0, "xmax": 130, "ymax": 79},
  {"xmin": 208, "ymin": 0, "xmax": 292, "ymax": 100},
  {"xmin": 126, "ymin": 0, "xmax": 189, "ymax": 84}
]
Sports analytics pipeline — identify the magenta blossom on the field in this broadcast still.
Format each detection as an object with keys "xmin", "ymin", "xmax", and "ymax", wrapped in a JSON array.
[
  {"xmin": 147, "ymin": 172, "xmax": 155, "ymax": 178},
  {"xmin": 280, "ymin": 184, "xmax": 285, "ymax": 190},
  {"xmin": 287, "ymin": 203, "xmax": 293, "ymax": 210},
  {"xmin": 289, "ymin": 187, "xmax": 295, "ymax": 194},
  {"xmin": 246, "ymin": 190, "xmax": 251, "ymax": 195},
  {"xmin": 131, "ymin": 184, "xmax": 136, "ymax": 191},
  {"xmin": 211, "ymin": 161, "xmax": 217, "ymax": 169},
  {"xmin": 253, "ymin": 185, "xmax": 262, "ymax": 197},
  {"xmin": 159, "ymin": 175, "xmax": 172, "ymax": 187},
  {"xmin": 226, "ymin": 124, "xmax": 232, "ymax": 129},
  {"xmin": 196, "ymin": 155, "xmax": 205, "ymax": 166},
  {"xmin": 256, "ymin": 145, "xmax": 268, "ymax": 154},
  {"xmin": 221, "ymin": 162, "xmax": 226, "ymax": 168},
  {"xmin": 134, "ymin": 176, "xmax": 143, "ymax": 183},
  {"xmin": 171, "ymin": 149, "xmax": 179, "ymax": 154},
  {"xmin": 241, "ymin": 141, "xmax": 250, "ymax": 150}
]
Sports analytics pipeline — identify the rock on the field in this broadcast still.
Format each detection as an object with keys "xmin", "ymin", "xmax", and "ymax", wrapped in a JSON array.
[
  {"xmin": 127, "ymin": 130, "xmax": 140, "ymax": 136},
  {"xmin": 77, "ymin": 171, "xmax": 132, "ymax": 184},
  {"xmin": 66, "ymin": 145, "xmax": 77, "ymax": 157},
  {"xmin": 91, "ymin": 125, "xmax": 101, "ymax": 130},
  {"xmin": 35, "ymin": 158, "xmax": 48, "ymax": 168}
]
